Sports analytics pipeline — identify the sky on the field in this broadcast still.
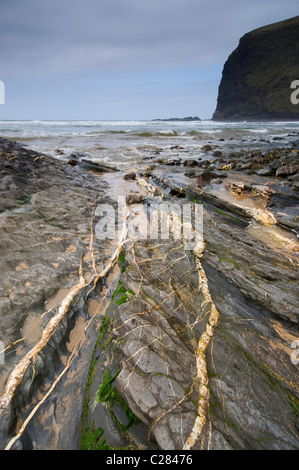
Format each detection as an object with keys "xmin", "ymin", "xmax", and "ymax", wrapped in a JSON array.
[{"xmin": 0, "ymin": 0, "xmax": 298, "ymax": 121}]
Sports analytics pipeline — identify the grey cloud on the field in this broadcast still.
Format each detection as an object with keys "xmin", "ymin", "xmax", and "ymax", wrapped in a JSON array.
[{"xmin": 0, "ymin": 0, "xmax": 298, "ymax": 78}]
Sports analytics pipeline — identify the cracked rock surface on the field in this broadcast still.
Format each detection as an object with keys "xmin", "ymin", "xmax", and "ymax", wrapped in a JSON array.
[{"xmin": 0, "ymin": 138, "xmax": 298, "ymax": 450}]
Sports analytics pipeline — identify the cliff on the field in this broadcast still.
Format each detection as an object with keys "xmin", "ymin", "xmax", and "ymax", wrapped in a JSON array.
[{"xmin": 213, "ymin": 16, "xmax": 299, "ymax": 121}]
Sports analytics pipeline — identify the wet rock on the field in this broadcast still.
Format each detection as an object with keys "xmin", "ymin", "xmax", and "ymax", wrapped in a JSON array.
[
  {"xmin": 126, "ymin": 194, "xmax": 145, "ymax": 205},
  {"xmin": 183, "ymin": 159, "xmax": 198, "ymax": 167},
  {"xmin": 67, "ymin": 159, "xmax": 78, "ymax": 167},
  {"xmin": 269, "ymin": 159, "xmax": 283, "ymax": 171},
  {"xmin": 226, "ymin": 182, "xmax": 245, "ymax": 195},
  {"xmin": 193, "ymin": 170, "xmax": 219, "ymax": 188},
  {"xmin": 219, "ymin": 163, "xmax": 235, "ymax": 170},
  {"xmin": 193, "ymin": 176, "xmax": 204, "ymax": 188},
  {"xmin": 139, "ymin": 170, "xmax": 153, "ymax": 178},
  {"xmin": 197, "ymin": 170, "xmax": 215, "ymax": 182},
  {"xmin": 254, "ymin": 150, "xmax": 279, "ymax": 164},
  {"xmin": 0, "ymin": 138, "xmax": 114, "ymax": 450},
  {"xmin": 113, "ymin": 295, "xmax": 198, "ymax": 449},
  {"xmin": 212, "ymin": 178, "xmax": 222, "ymax": 184},
  {"xmin": 69, "ymin": 151, "xmax": 90, "ymax": 159},
  {"xmin": 202, "ymin": 144, "xmax": 213, "ymax": 151},
  {"xmin": 250, "ymin": 185, "xmax": 275, "ymax": 202},
  {"xmin": 256, "ymin": 167, "xmax": 274, "ymax": 176},
  {"xmin": 276, "ymin": 162, "xmax": 299, "ymax": 177},
  {"xmin": 288, "ymin": 173, "xmax": 299, "ymax": 182},
  {"xmin": 123, "ymin": 172, "xmax": 136, "ymax": 180},
  {"xmin": 184, "ymin": 170, "xmax": 196, "ymax": 178},
  {"xmin": 2, "ymin": 137, "xmax": 299, "ymax": 451},
  {"xmin": 78, "ymin": 159, "xmax": 118, "ymax": 173},
  {"xmin": 165, "ymin": 159, "xmax": 180, "ymax": 166},
  {"xmin": 85, "ymin": 231, "xmax": 299, "ymax": 450},
  {"xmin": 241, "ymin": 161, "xmax": 253, "ymax": 170},
  {"xmin": 249, "ymin": 208, "xmax": 277, "ymax": 226}
]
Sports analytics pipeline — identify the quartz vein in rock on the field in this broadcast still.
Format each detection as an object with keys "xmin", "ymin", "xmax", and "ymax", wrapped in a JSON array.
[{"xmin": 183, "ymin": 255, "xmax": 220, "ymax": 450}]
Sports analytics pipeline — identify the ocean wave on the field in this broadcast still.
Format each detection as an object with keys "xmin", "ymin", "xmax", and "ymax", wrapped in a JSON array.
[
  {"xmin": 247, "ymin": 128, "xmax": 268, "ymax": 133},
  {"xmin": 1, "ymin": 121, "xmax": 298, "ymax": 160},
  {"xmin": 108, "ymin": 130, "xmax": 132, "ymax": 134},
  {"xmin": 105, "ymin": 130, "xmax": 180, "ymax": 137},
  {"xmin": 105, "ymin": 130, "xmax": 209, "ymax": 138}
]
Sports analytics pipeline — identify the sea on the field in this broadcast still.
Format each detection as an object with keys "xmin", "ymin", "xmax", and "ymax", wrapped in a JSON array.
[{"xmin": 0, "ymin": 119, "xmax": 299, "ymax": 170}]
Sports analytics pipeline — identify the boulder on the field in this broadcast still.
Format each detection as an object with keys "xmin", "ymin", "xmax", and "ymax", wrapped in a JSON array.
[
  {"xmin": 256, "ymin": 167, "xmax": 274, "ymax": 176},
  {"xmin": 126, "ymin": 194, "xmax": 144, "ymax": 205},
  {"xmin": 276, "ymin": 162, "xmax": 299, "ymax": 177},
  {"xmin": 78, "ymin": 159, "xmax": 118, "ymax": 173},
  {"xmin": 123, "ymin": 172, "xmax": 136, "ymax": 181},
  {"xmin": 183, "ymin": 159, "xmax": 198, "ymax": 167}
]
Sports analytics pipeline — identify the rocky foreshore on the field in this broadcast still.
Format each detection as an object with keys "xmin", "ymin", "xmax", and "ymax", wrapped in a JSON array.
[{"xmin": 0, "ymin": 137, "xmax": 298, "ymax": 450}]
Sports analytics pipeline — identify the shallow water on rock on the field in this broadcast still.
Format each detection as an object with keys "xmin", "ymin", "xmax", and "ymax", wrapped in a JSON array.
[{"xmin": 22, "ymin": 315, "xmax": 43, "ymax": 347}]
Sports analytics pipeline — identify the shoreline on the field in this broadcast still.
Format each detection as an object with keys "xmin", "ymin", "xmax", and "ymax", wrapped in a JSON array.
[{"xmin": 0, "ymin": 120, "xmax": 299, "ymax": 173}]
